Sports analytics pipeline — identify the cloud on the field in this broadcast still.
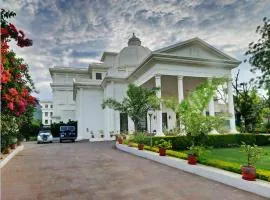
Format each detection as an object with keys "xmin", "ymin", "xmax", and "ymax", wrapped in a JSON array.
[{"xmin": 2, "ymin": 0, "xmax": 269, "ymax": 100}]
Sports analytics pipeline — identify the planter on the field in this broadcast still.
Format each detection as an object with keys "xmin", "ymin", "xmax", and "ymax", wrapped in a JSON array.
[
  {"xmin": 159, "ymin": 148, "xmax": 166, "ymax": 156},
  {"xmin": 138, "ymin": 144, "xmax": 144, "ymax": 150},
  {"xmin": 3, "ymin": 148, "xmax": 10, "ymax": 154},
  {"xmin": 117, "ymin": 137, "xmax": 123, "ymax": 144},
  {"xmin": 10, "ymin": 143, "xmax": 16, "ymax": 149},
  {"xmin": 242, "ymin": 165, "xmax": 256, "ymax": 181},
  {"xmin": 188, "ymin": 154, "xmax": 197, "ymax": 165}
]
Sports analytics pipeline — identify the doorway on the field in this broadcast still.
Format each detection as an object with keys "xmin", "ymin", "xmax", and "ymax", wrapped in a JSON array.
[
  {"xmin": 162, "ymin": 113, "xmax": 168, "ymax": 130},
  {"xmin": 120, "ymin": 113, "xmax": 128, "ymax": 132}
]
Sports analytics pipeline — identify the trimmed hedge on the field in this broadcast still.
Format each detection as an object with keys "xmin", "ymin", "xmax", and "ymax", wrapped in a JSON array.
[
  {"xmin": 143, "ymin": 134, "xmax": 270, "ymax": 150},
  {"xmin": 122, "ymin": 142, "xmax": 270, "ymax": 182}
]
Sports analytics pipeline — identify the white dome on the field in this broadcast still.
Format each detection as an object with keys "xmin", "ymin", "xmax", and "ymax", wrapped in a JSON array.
[{"xmin": 114, "ymin": 33, "xmax": 151, "ymax": 68}]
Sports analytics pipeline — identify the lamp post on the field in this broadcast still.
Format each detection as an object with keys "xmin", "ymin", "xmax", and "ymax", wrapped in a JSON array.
[{"xmin": 148, "ymin": 107, "xmax": 154, "ymax": 147}]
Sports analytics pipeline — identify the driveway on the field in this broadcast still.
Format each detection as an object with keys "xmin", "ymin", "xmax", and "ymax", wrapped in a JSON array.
[{"xmin": 1, "ymin": 141, "xmax": 267, "ymax": 200}]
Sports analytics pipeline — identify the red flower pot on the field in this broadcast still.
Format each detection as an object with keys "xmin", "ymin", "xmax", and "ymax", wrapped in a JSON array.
[
  {"xmin": 138, "ymin": 144, "xmax": 144, "ymax": 150},
  {"xmin": 242, "ymin": 166, "xmax": 256, "ymax": 181},
  {"xmin": 188, "ymin": 154, "xmax": 197, "ymax": 165},
  {"xmin": 159, "ymin": 148, "xmax": 166, "ymax": 156},
  {"xmin": 117, "ymin": 138, "xmax": 123, "ymax": 144},
  {"xmin": 3, "ymin": 148, "xmax": 10, "ymax": 154},
  {"xmin": 10, "ymin": 143, "xmax": 16, "ymax": 149}
]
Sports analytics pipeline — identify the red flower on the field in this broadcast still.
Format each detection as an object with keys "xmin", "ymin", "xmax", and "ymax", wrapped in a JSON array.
[
  {"xmin": 20, "ymin": 64, "xmax": 26, "ymax": 70},
  {"xmin": 1, "ymin": 27, "xmax": 9, "ymax": 35},
  {"xmin": 9, "ymin": 88, "xmax": 18, "ymax": 96},
  {"xmin": 1, "ymin": 70, "xmax": 11, "ymax": 83},
  {"xmin": 15, "ymin": 73, "xmax": 22, "ymax": 79},
  {"xmin": 28, "ymin": 95, "xmax": 37, "ymax": 105},
  {"xmin": 21, "ymin": 88, "xmax": 29, "ymax": 97},
  {"xmin": 7, "ymin": 102, "xmax": 15, "ymax": 111}
]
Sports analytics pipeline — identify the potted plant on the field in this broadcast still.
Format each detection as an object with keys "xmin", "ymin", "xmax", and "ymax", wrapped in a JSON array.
[
  {"xmin": 155, "ymin": 139, "xmax": 172, "ymax": 156},
  {"xmin": 17, "ymin": 134, "xmax": 24, "ymax": 146},
  {"xmin": 240, "ymin": 142, "xmax": 262, "ymax": 181},
  {"xmin": 133, "ymin": 132, "xmax": 146, "ymax": 150},
  {"xmin": 10, "ymin": 137, "xmax": 17, "ymax": 149},
  {"xmin": 99, "ymin": 130, "xmax": 104, "ymax": 138},
  {"xmin": 116, "ymin": 134, "xmax": 123, "ymax": 144},
  {"xmin": 187, "ymin": 145, "xmax": 205, "ymax": 165}
]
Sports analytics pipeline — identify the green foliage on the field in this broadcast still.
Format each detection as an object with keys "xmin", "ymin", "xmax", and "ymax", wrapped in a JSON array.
[
  {"xmin": 245, "ymin": 17, "xmax": 270, "ymax": 87},
  {"xmin": 155, "ymin": 139, "xmax": 172, "ymax": 149},
  {"xmin": 164, "ymin": 78, "xmax": 227, "ymax": 145},
  {"xmin": 240, "ymin": 142, "xmax": 263, "ymax": 166},
  {"xmin": 123, "ymin": 142, "xmax": 270, "ymax": 181},
  {"xmin": 143, "ymin": 134, "xmax": 270, "ymax": 150},
  {"xmin": 188, "ymin": 145, "xmax": 205, "ymax": 157},
  {"xmin": 133, "ymin": 132, "xmax": 147, "ymax": 144},
  {"xmin": 102, "ymin": 84, "xmax": 160, "ymax": 131}
]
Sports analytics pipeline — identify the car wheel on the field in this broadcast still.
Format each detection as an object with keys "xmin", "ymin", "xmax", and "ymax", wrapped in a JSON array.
[
  {"xmin": 37, "ymin": 141, "xmax": 40, "ymax": 144},
  {"xmin": 50, "ymin": 141, "xmax": 53, "ymax": 143},
  {"xmin": 60, "ymin": 140, "xmax": 62, "ymax": 143}
]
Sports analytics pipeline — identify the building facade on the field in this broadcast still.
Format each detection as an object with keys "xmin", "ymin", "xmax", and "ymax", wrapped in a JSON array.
[
  {"xmin": 49, "ymin": 35, "xmax": 240, "ymax": 140},
  {"xmin": 40, "ymin": 100, "xmax": 53, "ymax": 126}
]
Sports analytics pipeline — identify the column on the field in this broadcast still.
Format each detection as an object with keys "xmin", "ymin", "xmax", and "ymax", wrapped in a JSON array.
[
  {"xmin": 155, "ymin": 74, "xmax": 164, "ymax": 136},
  {"xmin": 177, "ymin": 76, "xmax": 184, "ymax": 103},
  {"xmin": 227, "ymin": 78, "xmax": 237, "ymax": 133},
  {"xmin": 208, "ymin": 78, "xmax": 215, "ymax": 116}
]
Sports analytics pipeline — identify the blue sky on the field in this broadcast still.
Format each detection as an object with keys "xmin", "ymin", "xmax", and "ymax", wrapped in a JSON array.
[{"xmin": 2, "ymin": 0, "xmax": 270, "ymax": 100}]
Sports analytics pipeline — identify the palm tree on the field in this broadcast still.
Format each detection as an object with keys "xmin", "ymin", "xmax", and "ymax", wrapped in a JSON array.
[{"xmin": 102, "ymin": 84, "xmax": 160, "ymax": 132}]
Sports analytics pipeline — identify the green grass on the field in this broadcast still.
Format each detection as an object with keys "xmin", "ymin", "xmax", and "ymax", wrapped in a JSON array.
[{"xmin": 200, "ymin": 146, "xmax": 270, "ymax": 171}]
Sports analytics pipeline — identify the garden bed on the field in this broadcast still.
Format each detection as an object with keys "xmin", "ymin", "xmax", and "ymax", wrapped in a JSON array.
[
  {"xmin": 124, "ymin": 141, "xmax": 270, "ymax": 182},
  {"xmin": 117, "ymin": 142, "xmax": 270, "ymax": 198}
]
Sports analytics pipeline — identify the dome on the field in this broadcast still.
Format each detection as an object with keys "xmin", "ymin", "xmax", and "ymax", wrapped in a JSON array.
[{"xmin": 114, "ymin": 33, "xmax": 151, "ymax": 68}]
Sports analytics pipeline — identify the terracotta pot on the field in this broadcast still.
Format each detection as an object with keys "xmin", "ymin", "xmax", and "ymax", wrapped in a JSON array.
[
  {"xmin": 3, "ymin": 148, "xmax": 10, "ymax": 154},
  {"xmin": 138, "ymin": 144, "xmax": 144, "ymax": 150},
  {"xmin": 159, "ymin": 148, "xmax": 166, "ymax": 156},
  {"xmin": 188, "ymin": 154, "xmax": 197, "ymax": 165},
  {"xmin": 10, "ymin": 143, "xmax": 16, "ymax": 149},
  {"xmin": 242, "ymin": 166, "xmax": 256, "ymax": 181},
  {"xmin": 117, "ymin": 137, "xmax": 123, "ymax": 144}
]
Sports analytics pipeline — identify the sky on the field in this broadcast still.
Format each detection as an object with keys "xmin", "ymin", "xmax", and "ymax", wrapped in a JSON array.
[{"xmin": 2, "ymin": 0, "xmax": 270, "ymax": 100}]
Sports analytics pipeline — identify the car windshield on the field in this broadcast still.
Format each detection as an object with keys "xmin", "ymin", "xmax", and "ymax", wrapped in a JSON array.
[{"xmin": 60, "ymin": 126, "xmax": 75, "ymax": 132}]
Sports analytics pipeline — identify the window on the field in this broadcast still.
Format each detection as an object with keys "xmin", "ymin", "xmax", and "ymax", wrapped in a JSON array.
[
  {"xmin": 50, "ymin": 112, "xmax": 53, "ymax": 117},
  {"xmin": 45, "ymin": 104, "xmax": 48, "ymax": 108},
  {"xmin": 45, "ymin": 120, "xmax": 48, "ymax": 124},
  {"xmin": 96, "ymin": 73, "xmax": 102, "ymax": 80},
  {"xmin": 51, "ymin": 105, "xmax": 53, "ymax": 108},
  {"xmin": 45, "ymin": 112, "xmax": 48, "ymax": 117}
]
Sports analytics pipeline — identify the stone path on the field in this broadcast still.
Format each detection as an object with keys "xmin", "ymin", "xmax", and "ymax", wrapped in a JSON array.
[{"xmin": 1, "ymin": 141, "xmax": 267, "ymax": 200}]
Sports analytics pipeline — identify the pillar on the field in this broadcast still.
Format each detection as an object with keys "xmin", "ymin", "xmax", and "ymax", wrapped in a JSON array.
[
  {"xmin": 155, "ymin": 75, "xmax": 164, "ymax": 136},
  {"xmin": 227, "ymin": 78, "xmax": 237, "ymax": 133},
  {"xmin": 177, "ymin": 76, "xmax": 184, "ymax": 103}
]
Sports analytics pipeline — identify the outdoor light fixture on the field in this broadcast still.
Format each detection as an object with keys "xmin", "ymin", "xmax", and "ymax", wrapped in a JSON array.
[
  {"xmin": 148, "ymin": 107, "xmax": 154, "ymax": 147},
  {"xmin": 168, "ymin": 115, "xmax": 171, "ymax": 120}
]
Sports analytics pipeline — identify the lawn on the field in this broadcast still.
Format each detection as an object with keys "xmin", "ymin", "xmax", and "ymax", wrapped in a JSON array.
[{"xmin": 200, "ymin": 146, "xmax": 270, "ymax": 171}]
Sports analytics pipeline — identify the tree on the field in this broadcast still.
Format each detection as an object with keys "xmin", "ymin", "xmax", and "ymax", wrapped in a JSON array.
[
  {"xmin": 1, "ymin": 9, "xmax": 37, "ymax": 150},
  {"xmin": 233, "ymin": 70, "xmax": 264, "ymax": 132},
  {"xmin": 245, "ymin": 17, "xmax": 270, "ymax": 87},
  {"xmin": 102, "ymin": 84, "xmax": 160, "ymax": 132},
  {"xmin": 165, "ymin": 78, "xmax": 227, "ymax": 145}
]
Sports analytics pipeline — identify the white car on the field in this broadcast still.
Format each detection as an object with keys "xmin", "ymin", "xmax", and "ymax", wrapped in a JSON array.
[{"xmin": 37, "ymin": 131, "xmax": 53, "ymax": 144}]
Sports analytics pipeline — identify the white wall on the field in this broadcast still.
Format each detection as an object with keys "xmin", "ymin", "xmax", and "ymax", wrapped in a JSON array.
[{"xmin": 77, "ymin": 88, "xmax": 104, "ymax": 140}]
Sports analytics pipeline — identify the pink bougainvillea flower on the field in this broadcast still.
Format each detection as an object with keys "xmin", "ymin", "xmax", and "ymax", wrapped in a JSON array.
[
  {"xmin": 9, "ymin": 88, "xmax": 18, "ymax": 96},
  {"xmin": 7, "ymin": 102, "xmax": 15, "ymax": 111}
]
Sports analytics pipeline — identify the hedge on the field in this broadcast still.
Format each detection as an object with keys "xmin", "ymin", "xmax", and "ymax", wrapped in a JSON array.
[
  {"xmin": 143, "ymin": 134, "xmax": 270, "ymax": 150},
  {"xmin": 122, "ymin": 142, "xmax": 270, "ymax": 182}
]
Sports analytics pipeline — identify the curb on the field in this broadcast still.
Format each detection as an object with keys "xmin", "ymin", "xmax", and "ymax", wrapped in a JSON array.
[
  {"xmin": 0, "ymin": 145, "xmax": 24, "ymax": 169},
  {"xmin": 116, "ymin": 143, "xmax": 270, "ymax": 198}
]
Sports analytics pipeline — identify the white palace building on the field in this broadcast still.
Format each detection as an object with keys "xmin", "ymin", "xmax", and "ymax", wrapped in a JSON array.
[{"xmin": 49, "ymin": 34, "xmax": 240, "ymax": 141}]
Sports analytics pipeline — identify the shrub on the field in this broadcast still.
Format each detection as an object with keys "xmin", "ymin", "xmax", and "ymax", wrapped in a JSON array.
[
  {"xmin": 133, "ymin": 132, "xmax": 147, "ymax": 144},
  {"xmin": 155, "ymin": 139, "xmax": 172, "ymax": 149},
  {"xmin": 144, "ymin": 134, "xmax": 270, "ymax": 150}
]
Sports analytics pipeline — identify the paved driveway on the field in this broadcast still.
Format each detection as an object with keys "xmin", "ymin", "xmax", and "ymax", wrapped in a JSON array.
[{"xmin": 1, "ymin": 141, "xmax": 267, "ymax": 200}]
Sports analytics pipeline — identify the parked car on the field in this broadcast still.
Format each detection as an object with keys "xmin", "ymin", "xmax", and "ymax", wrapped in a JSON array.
[
  {"xmin": 37, "ymin": 130, "xmax": 53, "ymax": 144},
  {"xmin": 59, "ymin": 126, "xmax": 77, "ymax": 143}
]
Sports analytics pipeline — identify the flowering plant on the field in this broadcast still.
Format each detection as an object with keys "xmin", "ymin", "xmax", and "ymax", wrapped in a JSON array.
[{"xmin": 1, "ymin": 9, "xmax": 36, "ymax": 116}]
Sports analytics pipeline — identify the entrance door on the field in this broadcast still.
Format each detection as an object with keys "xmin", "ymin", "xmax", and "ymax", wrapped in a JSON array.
[
  {"xmin": 120, "ymin": 113, "xmax": 128, "ymax": 132},
  {"xmin": 162, "ymin": 113, "xmax": 168, "ymax": 130}
]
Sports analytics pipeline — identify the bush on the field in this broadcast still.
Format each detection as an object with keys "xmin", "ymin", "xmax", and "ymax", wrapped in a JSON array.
[{"xmin": 143, "ymin": 134, "xmax": 270, "ymax": 150}]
